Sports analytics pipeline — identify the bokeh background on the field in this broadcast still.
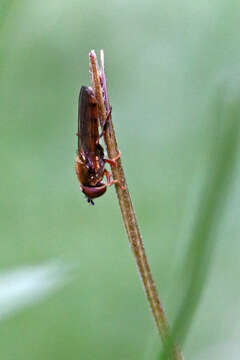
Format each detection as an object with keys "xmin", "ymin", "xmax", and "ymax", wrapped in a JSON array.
[{"xmin": 0, "ymin": 0, "xmax": 240, "ymax": 359}]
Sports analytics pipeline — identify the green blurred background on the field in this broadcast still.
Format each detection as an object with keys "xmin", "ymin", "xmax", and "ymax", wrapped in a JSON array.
[{"xmin": 0, "ymin": 0, "xmax": 240, "ymax": 359}]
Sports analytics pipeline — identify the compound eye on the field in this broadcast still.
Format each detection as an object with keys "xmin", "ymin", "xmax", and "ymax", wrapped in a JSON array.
[{"xmin": 81, "ymin": 183, "xmax": 107, "ymax": 199}]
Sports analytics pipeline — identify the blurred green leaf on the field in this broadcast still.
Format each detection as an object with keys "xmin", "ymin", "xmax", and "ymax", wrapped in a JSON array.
[
  {"xmin": 0, "ymin": 260, "xmax": 71, "ymax": 320},
  {"xmin": 160, "ymin": 96, "xmax": 240, "ymax": 359}
]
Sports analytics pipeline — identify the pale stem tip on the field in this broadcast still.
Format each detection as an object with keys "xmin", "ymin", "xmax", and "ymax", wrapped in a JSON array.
[{"xmin": 89, "ymin": 50, "xmax": 96, "ymax": 58}]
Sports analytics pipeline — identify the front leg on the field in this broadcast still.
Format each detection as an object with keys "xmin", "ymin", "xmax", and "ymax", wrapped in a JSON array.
[{"xmin": 99, "ymin": 106, "xmax": 112, "ymax": 138}]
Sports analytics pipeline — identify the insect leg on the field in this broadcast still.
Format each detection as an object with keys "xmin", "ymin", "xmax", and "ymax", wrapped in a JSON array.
[
  {"xmin": 104, "ymin": 169, "xmax": 126, "ymax": 190},
  {"xmin": 105, "ymin": 150, "xmax": 121, "ymax": 167},
  {"xmin": 99, "ymin": 106, "xmax": 112, "ymax": 138}
]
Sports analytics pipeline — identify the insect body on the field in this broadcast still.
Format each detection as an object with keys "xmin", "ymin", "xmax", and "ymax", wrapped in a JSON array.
[{"xmin": 75, "ymin": 86, "xmax": 107, "ymax": 204}]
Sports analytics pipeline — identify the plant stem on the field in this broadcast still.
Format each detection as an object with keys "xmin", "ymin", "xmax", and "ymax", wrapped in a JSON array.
[{"xmin": 89, "ymin": 50, "xmax": 183, "ymax": 360}]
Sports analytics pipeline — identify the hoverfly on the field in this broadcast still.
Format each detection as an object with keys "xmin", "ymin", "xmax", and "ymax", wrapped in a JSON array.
[{"xmin": 75, "ymin": 86, "xmax": 120, "ymax": 205}]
